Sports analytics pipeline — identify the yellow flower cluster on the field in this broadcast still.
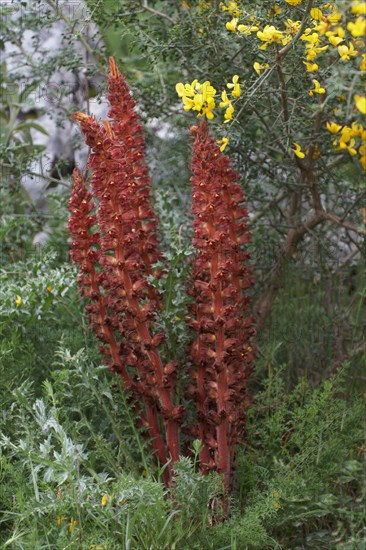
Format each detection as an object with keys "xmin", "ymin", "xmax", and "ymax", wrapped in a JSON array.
[
  {"xmin": 176, "ymin": 75, "xmax": 241, "ymax": 127},
  {"xmin": 175, "ymin": 75, "xmax": 242, "ymax": 151},
  {"xmin": 220, "ymin": 1, "xmax": 242, "ymax": 18},
  {"xmin": 218, "ymin": 1, "xmax": 366, "ymax": 170},
  {"xmin": 221, "ymin": 2, "xmax": 365, "ymax": 94},
  {"xmin": 176, "ymin": 79, "xmax": 216, "ymax": 119},
  {"xmin": 326, "ymin": 113, "xmax": 366, "ymax": 169},
  {"xmin": 176, "ymin": 2, "xmax": 365, "ymax": 171}
]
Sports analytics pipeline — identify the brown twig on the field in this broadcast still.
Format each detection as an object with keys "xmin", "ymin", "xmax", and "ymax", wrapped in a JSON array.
[{"xmin": 140, "ymin": 0, "xmax": 176, "ymax": 25}]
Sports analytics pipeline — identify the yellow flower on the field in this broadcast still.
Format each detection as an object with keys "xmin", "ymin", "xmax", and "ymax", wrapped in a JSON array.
[
  {"xmin": 335, "ymin": 26, "xmax": 346, "ymax": 38},
  {"xmin": 360, "ymin": 155, "xmax": 366, "ymax": 170},
  {"xmin": 217, "ymin": 137, "xmax": 229, "ymax": 152},
  {"xmin": 328, "ymin": 8, "xmax": 342, "ymax": 23},
  {"xmin": 303, "ymin": 61, "xmax": 319, "ymax": 72},
  {"xmin": 237, "ymin": 24, "xmax": 259, "ymax": 35},
  {"xmin": 326, "ymin": 26, "xmax": 346, "ymax": 40},
  {"xmin": 292, "ymin": 143, "xmax": 305, "ymax": 158},
  {"xmin": 219, "ymin": 90, "xmax": 232, "ymax": 108},
  {"xmin": 284, "ymin": 18, "xmax": 301, "ymax": 34},
  {"xmin": 182, "ymin": 94, "xmax": 201, "ymax": 112},
  {"xmin": 338, "ymin": 43, "xmax": 358, "ymax": 61},
  {"xmin": 350, "ymin": 122, "xmax": 364, "ymax": 136},
  {"xmin": 253, "ymin": 61, "xmax": 270, "ymax": 74},
  {"xmin": 354, "ymin": 95, "xmax": 366, "ymax": 114},
  {"xmin": 57, "ymin": 516, "xmax": 63, "ymax": 526},
  {"xmin": 328, "ymin": 35, "xmax": 344, "ymax": 46},
  {"xmin": 281, "ymin": 33, "xmax": 291, "ymax": 45},
  {"xmin": 257, "ymin": 25, "xmax": 284, "ymax": 45},
  {"xmin": 300, "ymin": 31, "xmax": 320, "ymax": 44},
  {"xmin": 176, "ymin": 79, "xmax": 216, "ymax": 119},
  {"xmin": 314, "ymin": 20, "xmax": 330, "ymax": 35},
  {"xmin": 227, "ymin": 75, "xmax": 241, "ymax": 97},
  {"xmin": 310, "ymin": 8, "xmax": 323, "ymax": 20},
  {"xmin": 193, "ymin": 94, "xmax": 204, "ymax": 112},
  {"xmin": 15, "ymin": 295, "xmax": 22, "ymax": 307},
  {"xmin": 224, "ymin": 104, "xmax": 235, "ymax": 122},
  {"xmin": 351, "ymin": 2, "xmax": 366, "ymax": 15},
  {"xmin": 101, "ymin": 494, "xmax": 109, "ymax": 507},
  {"xmin": 340, "ymin": 126, "xmax": 353, "ymax": 142},
  {"xmin": 309, "ymin": 79, "xmax": 326, "ymax": 96},
  {"xmin": 339, "ymin": 137, "xmax": 358, "ymax": 155},
  {"xmin": 226, "ymin": 17, "xmax": 238, "ymax": 32},
  {"xmin": 201, "ymin": 81, "xmax": 216, "ymax": 101},
  {"xmin": 176, "ymin": 80, "xmax": 199, "ymax": 98},
  {"xmin": 305, "ymin": 43, "xmax": 329, "ymax": 60},
  {"xmin": 285, "ymin": 0, "xmax": 302, "ymax": 5},
  {"xmin": 347, "ymin": 17, "xmax": 366, "ymax": 37},
  {"xmin": 47, "ymin": 286, "xmax": 53, "ymax": 292},
  {"xmin": 326, "ymin": 121, "xmax": 342, "ymax": 133},
  {"xmin": 198, "ymin": 97, "xmax": 216, "ymax": 120}
]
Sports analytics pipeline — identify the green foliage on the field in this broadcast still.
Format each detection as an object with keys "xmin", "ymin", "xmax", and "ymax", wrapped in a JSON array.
[
  {"xmin": 0, "ymin": 346, "xmax": 223, "ymax": 549},
  {"xmin": 232, "ymin": 364, "xmax": 366, "ymax": 548},
  {"xmin": 1, "ymin": 342, "xmax": 364, "ymax": 549},
  {"xmin": 257, "ymin": 260, "xmax": 366, "ymax": 383}
]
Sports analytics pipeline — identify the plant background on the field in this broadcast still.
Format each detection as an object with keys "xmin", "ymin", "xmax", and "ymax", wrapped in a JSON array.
[{"xmin": 0, "ymin": 1, "xmax": 365, "ymax": 548}]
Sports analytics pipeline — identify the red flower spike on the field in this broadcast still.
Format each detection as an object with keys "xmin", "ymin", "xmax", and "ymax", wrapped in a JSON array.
[
  {"xmin": 188, "ymin": 122, "xmax": 255, "ymax": 489},
  {"xmin": 71, "ymin": 61, "xmax": 182, "ymax": 481},
  {"xmin": 68, "ymin": 169, "xmax": 131, "ymax": 387}
]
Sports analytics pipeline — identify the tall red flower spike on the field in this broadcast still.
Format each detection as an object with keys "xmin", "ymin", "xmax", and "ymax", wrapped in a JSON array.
[
  {"xmin": 187, "ymin": 122, "xmax": 255, "ymax": 489},
  {"xmin": 69, "ymin": 59, "xmax": 255, "ymax": 492}
]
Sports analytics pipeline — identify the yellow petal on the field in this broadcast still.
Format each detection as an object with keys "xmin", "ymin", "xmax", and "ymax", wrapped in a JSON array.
[
  {"xmin": 354, "ymin": 95, "xmax": 366, "ymax": 114},
  {"xmin": 292, "ymin": 143, "xmax": 305, "ymax": 158},
  {"xmin": 176, "ymin": 83, "xmax": 185, "ymax": 97},
  {"xmin": 310, "ymin": 8, "xmax": 322, "ymax": 20},
  {"xmin": 351, "ymin": 2, "xmax": 366, "ymax": 15},
  {"xmin": 326, "ymin": 121, "xmax": 342, "ymax": 134}
]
